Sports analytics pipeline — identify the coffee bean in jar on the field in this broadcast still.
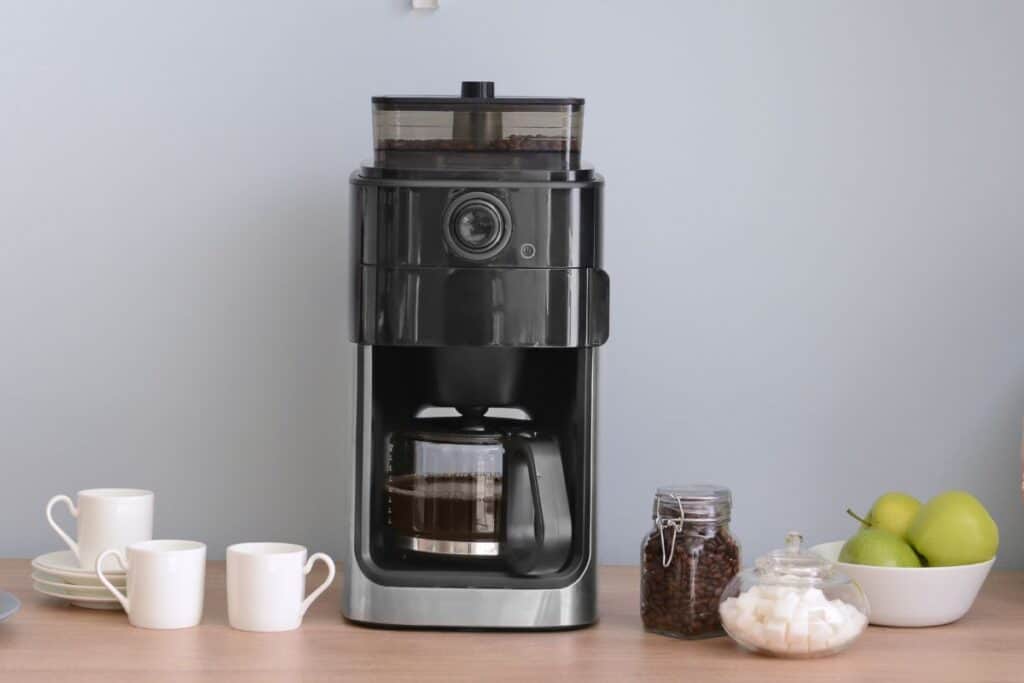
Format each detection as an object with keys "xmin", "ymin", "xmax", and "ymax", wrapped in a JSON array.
[{"xmin": 641, "ymin": 485, "xmax": 741, "ymax": 639}]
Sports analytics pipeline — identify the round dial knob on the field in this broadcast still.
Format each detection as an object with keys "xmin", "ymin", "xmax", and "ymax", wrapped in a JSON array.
[{"xmin": 443, "ymin": 192, "xmax": 512, "ymax": 261}]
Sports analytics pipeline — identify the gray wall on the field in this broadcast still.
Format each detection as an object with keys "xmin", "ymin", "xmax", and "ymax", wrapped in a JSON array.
[{"xmin": 3, "ymin": 1, "xmax": 1023, "ymax": 567}]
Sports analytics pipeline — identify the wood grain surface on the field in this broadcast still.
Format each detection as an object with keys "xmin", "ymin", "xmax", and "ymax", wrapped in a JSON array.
[{"xmin": 0, "ymin": 560, "xmax": 1020, "ymax": 682}]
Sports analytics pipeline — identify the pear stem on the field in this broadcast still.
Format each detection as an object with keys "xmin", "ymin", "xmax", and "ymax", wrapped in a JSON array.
[{"xmin": 846, "ymin": 508, "xmax": 871, "ymax": 526}]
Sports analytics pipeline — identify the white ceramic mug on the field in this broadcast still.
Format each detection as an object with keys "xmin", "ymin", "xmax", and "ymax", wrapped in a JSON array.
[
  {"xmin": 97, "ymin": 540, "xmax": 206, "ymax": 629},
  {"xmin": 226, "ymin": 543, "xmax": 336, "ymax": 632},
  {"xmin": 46, "ymin": 489, "xmax": 154, "ymax": 570}
]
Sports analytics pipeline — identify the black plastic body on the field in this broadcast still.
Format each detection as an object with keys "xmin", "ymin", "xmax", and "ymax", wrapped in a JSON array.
[
  {"xmin": 350, "ymin": 140, "xmax": 606, "ymax": 590},
  {"xmin": 351, "ymin": 170, "xmax": 608, "ymax": 348}
]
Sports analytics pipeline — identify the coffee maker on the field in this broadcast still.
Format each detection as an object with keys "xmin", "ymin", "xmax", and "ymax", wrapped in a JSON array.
[{"xmin": 343, "ymin": 82, "xmax": 609, "ymax": 629}]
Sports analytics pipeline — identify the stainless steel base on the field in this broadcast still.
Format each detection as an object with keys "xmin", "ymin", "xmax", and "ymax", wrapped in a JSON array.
[
  {"xmin": 342, "ymin": 547, "xmax": 598, "ymax": 629},
  {"xmin": 394, "ymin": 534, "xmax": 501, "ymax": 557}
]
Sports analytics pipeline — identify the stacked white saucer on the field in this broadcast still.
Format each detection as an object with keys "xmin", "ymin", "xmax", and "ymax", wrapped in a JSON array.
[{"xmin": 31, "ymin": 551, "xmax": 125, "ymax": 610}]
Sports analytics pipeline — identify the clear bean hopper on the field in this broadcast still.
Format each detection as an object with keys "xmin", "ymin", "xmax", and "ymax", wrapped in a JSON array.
[{"xmin": 372, "ymin": 81, "xmax": 583, "ymax": 170}]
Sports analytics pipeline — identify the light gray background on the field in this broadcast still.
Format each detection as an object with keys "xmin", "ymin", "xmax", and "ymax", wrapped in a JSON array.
[{"xmin": 3, "ymin": 1, "xmax": 1023, "ymax": 566}]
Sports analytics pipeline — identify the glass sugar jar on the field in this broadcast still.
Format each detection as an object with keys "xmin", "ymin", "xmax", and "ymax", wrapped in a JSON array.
[
  {"xmin": 641, "ymin": 485, "xmax": 741, "ymax": 638},
  {"xmin": 719, "ymin": 532, "xmax": 870, "ymax": 658}
]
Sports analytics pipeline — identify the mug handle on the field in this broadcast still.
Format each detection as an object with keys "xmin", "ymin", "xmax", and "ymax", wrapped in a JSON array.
[
  {"xmin": 96, "ymin": 549, "xmax": 130, "ymax": 613},
  {"xmin": 45, "ymin": 494, "xmax": 80, "ymax": 561},
  {"xmin": 300, "ymin": 552, "xmax": 336, "ymax": 616}
]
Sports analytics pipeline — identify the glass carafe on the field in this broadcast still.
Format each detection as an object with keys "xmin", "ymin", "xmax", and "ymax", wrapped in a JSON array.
[
  {"xmin": 386, "ymin": 409, "xmax": 571, "ymax": 576},
  {"xmin": 387, "ymin": 429, "xmax": 504, "ymax": 551}
]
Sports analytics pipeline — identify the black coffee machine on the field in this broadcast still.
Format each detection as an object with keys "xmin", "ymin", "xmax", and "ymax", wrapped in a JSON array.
[{"xmin": 342, "ymin": 82, "xmax": 609, "ymax": 629}]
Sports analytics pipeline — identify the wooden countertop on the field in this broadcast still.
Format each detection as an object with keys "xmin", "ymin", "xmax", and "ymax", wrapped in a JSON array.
[{"xmin": 1, "ymin": 560, "xmax": 1021, "ymax": 682}]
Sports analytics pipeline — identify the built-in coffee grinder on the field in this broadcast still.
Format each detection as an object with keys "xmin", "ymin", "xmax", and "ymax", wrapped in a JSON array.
[{"xmin": 343, "ymin": 82, "xmax": 609, "ymax": 629}]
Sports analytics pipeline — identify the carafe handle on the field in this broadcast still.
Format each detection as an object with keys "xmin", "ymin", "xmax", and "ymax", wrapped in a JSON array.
[{"xmin": 504, "ymin": 435, "xmax": 572, "ymax": 576}]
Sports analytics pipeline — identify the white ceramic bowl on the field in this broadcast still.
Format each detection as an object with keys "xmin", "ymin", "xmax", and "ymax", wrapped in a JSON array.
[{"xmin": 810, "ymin": 541, "xmax": 994, "ymax": 627}]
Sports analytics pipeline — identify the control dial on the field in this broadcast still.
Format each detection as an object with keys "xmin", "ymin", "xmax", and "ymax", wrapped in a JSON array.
[{"xmin": 442, "ymin": 192, "xmax": 513, "ymax": 261}]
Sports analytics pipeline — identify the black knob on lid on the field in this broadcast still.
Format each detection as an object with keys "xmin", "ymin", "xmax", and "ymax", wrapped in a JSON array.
[
  {"xmin": 456, "ymin": 405, "xmax": 488, "ymax": 427},
  {"xmin": 461, "ymin": 81, "xmax": 494, "ymax": 98}
]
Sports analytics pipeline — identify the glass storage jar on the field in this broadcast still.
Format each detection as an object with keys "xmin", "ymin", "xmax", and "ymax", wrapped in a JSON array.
[
  {"xmin": 719, "ymin": 532, "xmax": 870, "ymax": 658},
  {"xmin": 640, "ymin": 485, "xmax": 741, "ymax": 638}
]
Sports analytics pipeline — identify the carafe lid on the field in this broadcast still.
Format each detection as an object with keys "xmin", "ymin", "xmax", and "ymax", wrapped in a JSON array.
[{"xmin": 399, "ymin": 411, "xmax": 538, "ymax": 445}]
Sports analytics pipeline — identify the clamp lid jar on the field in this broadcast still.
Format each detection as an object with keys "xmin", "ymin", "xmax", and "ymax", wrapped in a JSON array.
[{"xmin": 640, "ymin": 485, "xmax": 741, "ymax": 639}]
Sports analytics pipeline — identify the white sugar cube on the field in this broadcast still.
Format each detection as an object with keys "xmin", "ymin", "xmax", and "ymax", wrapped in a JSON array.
[
  {"xmin": 829, "ymin": 620, "xmax": 862, "ymax": 648},
  {"xmin": 744, "ymin": 620, "xmax": 767, "ymax": 648},
  {"xmin": 772, "ymin": 591, "xmax": 800, "ymax": 621},
  {"xmin": 808, "ymin": 620, "xmax": 832, "ymax": 652},
  {"xmin": 736, "ymin": 589, "xmax": 759, "ymax": 613},
  {"xmin": 842, "ymin": 603, "xmax": 866, "ymax": 624},
  {"xmin": 801, "ymin": 587, "xmax": 827, "ymax": 606},
  {"xmin": 755, "ymin": 598, "xmax": 776, "ymax": 619},
  {"xmin": 822, "ymin": 602, "xmax": 844, "ymax": 625},
  {"xmin": 720, "ymin": 613, "xmax": 736, "ymax": 632},
  {"xmin": 844, "ymin": 611, "xmax": 866, "ymax": 636},
  {"xmin": 735, "ymin": 610, "xmax": 758, "ymax": 634},
  {"xmin": 763, "ymin": 619, "xmax": 788, "ymax": 652},
  {"xmin": 786, "ymin": 618, "xmax": 810, "ymax": 653}
]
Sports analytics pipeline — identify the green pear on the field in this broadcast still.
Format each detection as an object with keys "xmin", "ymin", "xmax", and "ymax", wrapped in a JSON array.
[
  {"xmin": 860, "ymin": 492, "xmax": 921, "ymax": 539},
  {"xmin": 907, "ymin": 491, "xmax": 999, "ymax": 566},
  {"xmin": 839, "ymin": 528, "xmax": 922, "ymax": 567}
]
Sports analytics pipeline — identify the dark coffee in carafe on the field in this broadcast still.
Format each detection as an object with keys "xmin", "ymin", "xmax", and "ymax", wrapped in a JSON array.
[{"xmin": 387, "ymin": 473, "xmax": 503, "ymax": 542}]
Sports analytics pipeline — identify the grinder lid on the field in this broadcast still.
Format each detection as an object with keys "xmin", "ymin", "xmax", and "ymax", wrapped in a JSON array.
[{"xmin": 373, "ymin": 80, "xmax": 584, "ymax": 109}]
